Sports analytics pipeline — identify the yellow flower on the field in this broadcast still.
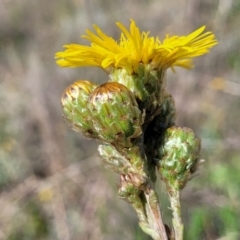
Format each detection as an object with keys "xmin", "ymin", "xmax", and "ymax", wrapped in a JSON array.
[{"xmin": 55, "ymin": 20, "xmax": 218, "ymax": 73}]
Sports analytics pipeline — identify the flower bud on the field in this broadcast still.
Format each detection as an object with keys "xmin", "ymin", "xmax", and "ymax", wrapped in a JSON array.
[
  {"xmin": 88, "ymin": 82, "xmax": 143, "ymax": 145},
  {"xmin": 156, "ymin": 126, "xmax": 201, "ymax": 191},
  {"xmin": 98, "ymin": 144, "xmax": 131, "ymax": 174},
  {"xmin": 118, "ymin": 174, "xmax": 142, "ymax": 200},
  {"xmin": 110, "ymin": 65, "xmax": 166, "ymax": 122},
  {"xmin": 61, "ymin": 80, "xmax": 98, "ymax": 138}
]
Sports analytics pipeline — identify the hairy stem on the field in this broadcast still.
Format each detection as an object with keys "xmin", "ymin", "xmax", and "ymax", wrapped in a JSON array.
[
  {"xmin": 143, "ymin": 187, "xmax": 169, "ymax": 240},
  {"xmin": 169, "ymin": 189, "xmax": 183, "ymax": 240}
]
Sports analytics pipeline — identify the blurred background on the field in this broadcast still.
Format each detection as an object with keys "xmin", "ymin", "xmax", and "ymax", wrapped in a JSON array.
[{"xmin": 0, "ymin": 0, "xmax": 239, "ymax": 239}]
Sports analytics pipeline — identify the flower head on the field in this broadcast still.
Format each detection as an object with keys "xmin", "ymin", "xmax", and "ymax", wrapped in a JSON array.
[
  {"xmin": 56, "ymin": 20, "xmax": 218, "ymax": 73},
  {"xmin": 87, "ymin": 82, "xmax": 143, "ymax": 145}
]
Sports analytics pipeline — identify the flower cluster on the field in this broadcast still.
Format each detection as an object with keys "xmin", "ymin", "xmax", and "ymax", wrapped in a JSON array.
[
  {"xmin": 57, "ymin": 17, "xmax": 218, "ymax": 202},
  {"xmin": 56, "ymin": 20, "xmax": 217, "ymax": 240}
]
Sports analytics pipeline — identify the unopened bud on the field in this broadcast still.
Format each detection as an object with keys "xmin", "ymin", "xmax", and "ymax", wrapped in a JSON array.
[
  {"xmin": 61, "ymin": 80, "xmax": 98, "ymax": 138},
  {"xmin": 156, "ymin": 126, "xmax": 201, "ymax": 191},
  {"xmin": 88, "ymin": 82, "xmax": 143, "ymax": 145}
]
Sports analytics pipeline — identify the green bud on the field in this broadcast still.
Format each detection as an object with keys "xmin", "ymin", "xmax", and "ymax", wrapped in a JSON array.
[
  {"xmin": 61, "ymin": 80, "xmax": 98, "ymax": 138},
  {"xmin": 98, "ymin": 143, "xmax": 148, "ymax": 184},
  {"xmin": 118, "ymin": 174, "xmax": 147, "ymax": 223},
  {"xmin": 110, "ymin": 64, "xmax": 166, "ymax": 123},
  {"xmin": 98, "ymin": 144, "xmax": 132, "ymax": 174},
  {"xmin": 118, "ymin": 174, "xmax": 142, "ymax": 200},
  {"xmin": 88, "ymin": 82, "xmax": 143, "ymax": 145},
  {"xmin": 156, "ymin": 126, "xmax": 201, "ymax": 191}
]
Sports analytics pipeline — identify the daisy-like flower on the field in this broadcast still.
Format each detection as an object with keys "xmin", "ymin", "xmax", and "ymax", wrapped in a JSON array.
[{"xmin": 55, "ymin": 20, "xmax": 218, "ymax": 73}]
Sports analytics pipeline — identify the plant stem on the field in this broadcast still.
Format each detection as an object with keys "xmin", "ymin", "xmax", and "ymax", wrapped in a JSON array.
[
  {"xmin": 143, "ymin": 187, "xmax": 169, "ymax": 240},
  {"xmin": 169, "ymin": 188, "xmax": 183, "ymax": 240}
]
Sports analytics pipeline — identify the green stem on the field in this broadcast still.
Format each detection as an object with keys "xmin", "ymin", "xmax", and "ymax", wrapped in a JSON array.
[
  {"xmin": 115, "ymin": 142, "xmax": 169, "ymax": 240},
  {"xmin": 169, "ymin": 188, "xmax": 183, "ymax": 240},
  {"xmin": 143, "ymin": 187, "xmax": 169, "ymax": 240},
  {"xmin": 123, "ymin": 144, "xmax": 169, "ymax": 240}
]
